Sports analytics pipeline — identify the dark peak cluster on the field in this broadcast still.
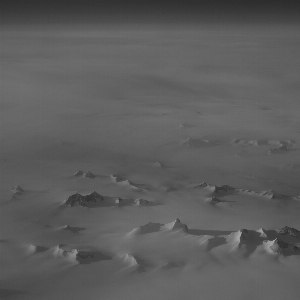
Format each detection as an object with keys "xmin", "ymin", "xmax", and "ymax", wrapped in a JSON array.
[
  {"xmin": 135, "ymin": 198, "xmax": 150, "ymax": 206},
  {"xmin": 268, "ymin": 145, "xmax": 289, "ymax": 154},
  {"xmin": 172, "ymin": 218, "xmax": 188, "ymax": 233},
  {"xmin": 65, "ymin": 191, "xmax": 103, "ymax": 207},
  {"xmin": 213, "ymin": 185, "xmax": 235, "ymax": 193},
  {"xmin": 74, "ymin": 170, "xmax": 96, "ymax": 178},
  {"xmin": 194, "ymin": 182, "xmax": 209, "ymax": 188},
  {"xmin": 76, "ymin": 251, "xmax": 95, "ymax": 261},
  {"xmin": 269, "ymin": 238, "xmax": 299, "ymax": 256},
  {"xmin": 275, "ymin": 238, "xmax": 289, "ymax": 249},
  {"xmin": 277, "ymin": 226, "xmax": 300, "ymax": 238},
  {"xmin": 110, "ymin": 174, "xmax": 125, "ymax": 182},
  {"xmin": 11, "ymin": 185, "xmax": 24, "ymax": 195},
  {"xmin": 258, "ymin": 190, "xmax": 290, "ymax": 200}
]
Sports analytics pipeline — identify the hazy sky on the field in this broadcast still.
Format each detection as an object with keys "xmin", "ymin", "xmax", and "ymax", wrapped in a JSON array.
[{"xmin": 1, "ymin": 0, "xmax": 300, "ymax": 25}]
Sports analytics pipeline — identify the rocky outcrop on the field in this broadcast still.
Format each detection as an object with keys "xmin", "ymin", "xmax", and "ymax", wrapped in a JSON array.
[
  {"xmin": 194, "ymin": 182, "xmax": 209, "ymax": 188},
  {"xmin": 123, "ymin": 254, "xmax": 148, "ymax": 272},
  {"xmin": 65, "ymin": 191, "xmax": 103, "ymax": 207},
  {"xmin": 240, "ymin": 229, "xmax": 249, "ymax": 241},
  {"xmin": 205, "ymin": 197, "xmax": 223, "ymax": 205},
  {"xmin": 182, "ymin": 138, "xmax": 212, "ymax": 148},
  {"xmin": 11, "ymin": 186, "xmax": 24, "ymax": 195},
  {"xmin": 269, "ymin": 238, "xmax": 297, "ymax": 255},
  {"xmin": 268, "ymin": 145, "xmax": 289, "ymax": 154},
  {"xmin": 171, "ymin": 218, "xmax": 189, "ymax": 232},
  {"xmin": 74, "ymin": 171, "xmax": 96, "ymax": 178},
  {"xmin": 135, "ymin": 198, "xmax": 150, "ymax": 206},
  {"xmin": 257, "ymin": 190, "xmax": 289, "ymax": 199},
  {"xmin": 213, "ymin": 185, "xmax": 235, "ymax": 193},
  {"xmin": 130, "ymin": 219, "xmax": 188, "ymax": 235},
  {"xmin": 276, "ymin": 226, "xmax": 300, "ymax": 238}
]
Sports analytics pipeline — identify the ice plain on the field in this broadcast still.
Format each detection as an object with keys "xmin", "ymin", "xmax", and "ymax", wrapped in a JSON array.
[{"xmin": 1, "ymin": 24, "xmax": 300, "ymax": 300}]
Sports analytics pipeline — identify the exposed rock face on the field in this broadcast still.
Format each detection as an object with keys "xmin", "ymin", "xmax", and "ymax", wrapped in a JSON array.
[
  {"xmin": 65, "ymin": 191, "xmax": 103, "ymax": 207},
  {"xmin": 27, "ymin": 244, "xmax": 48, "ymax": 254},
  {"xmin": 267, "ymin": 238, "xmax": 299, "ymax": 256},
  {"xmin": 233, "ymin": 139, "xmax": 295, "ymax": 147},
  {"xmin": 135, "ymin": 198, "xmax": 150, "ymax": 206},
  {"xmin": 63, "ymin": 249, "xmax": 79, "ymax": 260},
  {"xmin": 110, "ymin": 174, "xmax": 124, "ymax": 183},
  {"xmin": 11, "ymin": 186, "xmax": 24, "ymax": 195},
  {"xmin": 233, "ymin": 139, "xmax": 266, "ymax": 146},
  {"xmin": 76, "ymin": 251, "xmax": 94, "ymax": 260},
  {"xmin": 257, "ymin": 228, "xmax": 268, "ymax": 238},
  {"xmin": 182, "ymin": 137, "xmax": 219, "ymax": 149},
  {"xmin": 52, "ymin": 245, "xmax": 95, "ymax": 262},
  {"xmin": 74, "ymin": 171, "xmax": 96, "ymax": 178},
  {"xmin": 74, "ymin": 170, "xmax": 84, "ymax": 177},
  {"xmin": 131, "ymin": 219, "xmax": 188, "ymax": 235},
  {"xmin": 194, "ymin": 182, "xmax": 208, "ymax": 188},
  {"xmin": 138, "ymin": 222, "xmax": 162, "ymax": 234},
  {"xmin": 213, "ymin": 185, "xmax": 235, "ymax": 193},
  {"xmin": 62, "ymin": 225, "xmax": 72, "ymax": 230},
  {"xmin": 240, "ymin": 229, "xmax": 249, "ymax": 241},
  {"xmin": 277, "ymin": 226, "xmax": 300, "ymax": 238},
  {"xmin": 84, "ymin": 171, "xmax": 96, "ymax": 178},
  {"xmin": 258, "ymin": 190, "xmax": 288, "ymax": 199},
  {"xmin": 226, "ymin": 229, "xmax": 249, "ymax": 246},
  {"xmin": 270, "ymin": 238, "xmax": 290, "ymax": 255},
  {"xmin": 205, "ymin": 197, "xmax": 223, "ymax": 205},
  {"xmin": 268, "ymin": 145, "xmax": 288, "ymax": 154},
  {"xmin": 115, "ymin": 198, "xmax": 123, "ymax": 204},
  {"xmin": 171, "ymin": 218, "xmax": 189, "ymax": 233},
  {"xmin": 123, "ymin": 254, "xmax": 148, "ymax": 272},
  {"xmin": 258, "ymin": 190, "xmax": 277, "ymax": 199}
]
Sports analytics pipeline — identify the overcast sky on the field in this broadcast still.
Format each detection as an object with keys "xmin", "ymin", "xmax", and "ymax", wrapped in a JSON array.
[{"xmin": 1, "ymin": 0, "xmax": 300, "ymax": 25}]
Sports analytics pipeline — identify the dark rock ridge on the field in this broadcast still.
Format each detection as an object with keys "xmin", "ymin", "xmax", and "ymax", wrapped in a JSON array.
[
  {"xmin": 233, "ymin": 139, "xmax": 269, "ymax": 146},
  {"xmin": 268, "ymin": 145, "xmax": 289, "ymax": 154},
  {"xmin": 233, "ymin": 139, "xmax": 295, "ymax": 147},
  {"xmin": 269, "ymin": 238, "xmax": 299, "ymax": 256},
  {"xmin": 114, "ymin": 197, "xmax": 123, "ymax": 204},
  {"xmin": 74, "ymin": 170, "xmax": 96, "ymax": 178},
  {"xmin": 172, "ymin": 218, "xmax": 189, "ymax": 233},
  {"xmin": 132, "ymin": 219, "xmax": 188, "ymax": 234},
  {"xmin": 11, "ymin": 186, "xmax": 24, "ymax": 195},
  {"xmin": 60, "ymin": 248, "xmax": 95, "ymax": 261},
  {"xmin": 76, "ymin": 251, "xmax": 95, "ymax": 260},
  {"xmin": 206, "ymin": 197, "xmax": 223, "ymax": 205},
  {"xmin": 65, "ymin": 191, "xmax": 103, "ymax": 207},
  {"xmin": 110, "ymin": 174, "xmax": 125, "ymax": 183},
  {"xmin": 277, "ymin": 226, "xmax": 300, "ymax": 238},
  {"xmin": 194, "ymin": 182, "xmax": 208, "ymax": 188},
  {"xmin": 135, "ymin": 198, "xmax": 150, "ymax": 206},
  {"xmin": 195, "ymin": 180, "xmax": 296, "ymax": 200},
  {"xmin": 213, "ymin": 185, "xmax": 235, "ymax": 193},
  {"xmin": 182, "ymin": 137, "xmax": 215, "ymax": 148},
  {"xmin": 257, "ymin": 190, "xmax": 289, "ymax": 199},
  {"xmin": 110, "ymin": 174, "xmax": 135, "ymax": 187},
  {"xmin": 240, "ymin": 229, "xmax": 249, "ymax": 241},
  {"xmin": 139, "ymin": 222, "xmax": 162, "ymax": 234}
]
